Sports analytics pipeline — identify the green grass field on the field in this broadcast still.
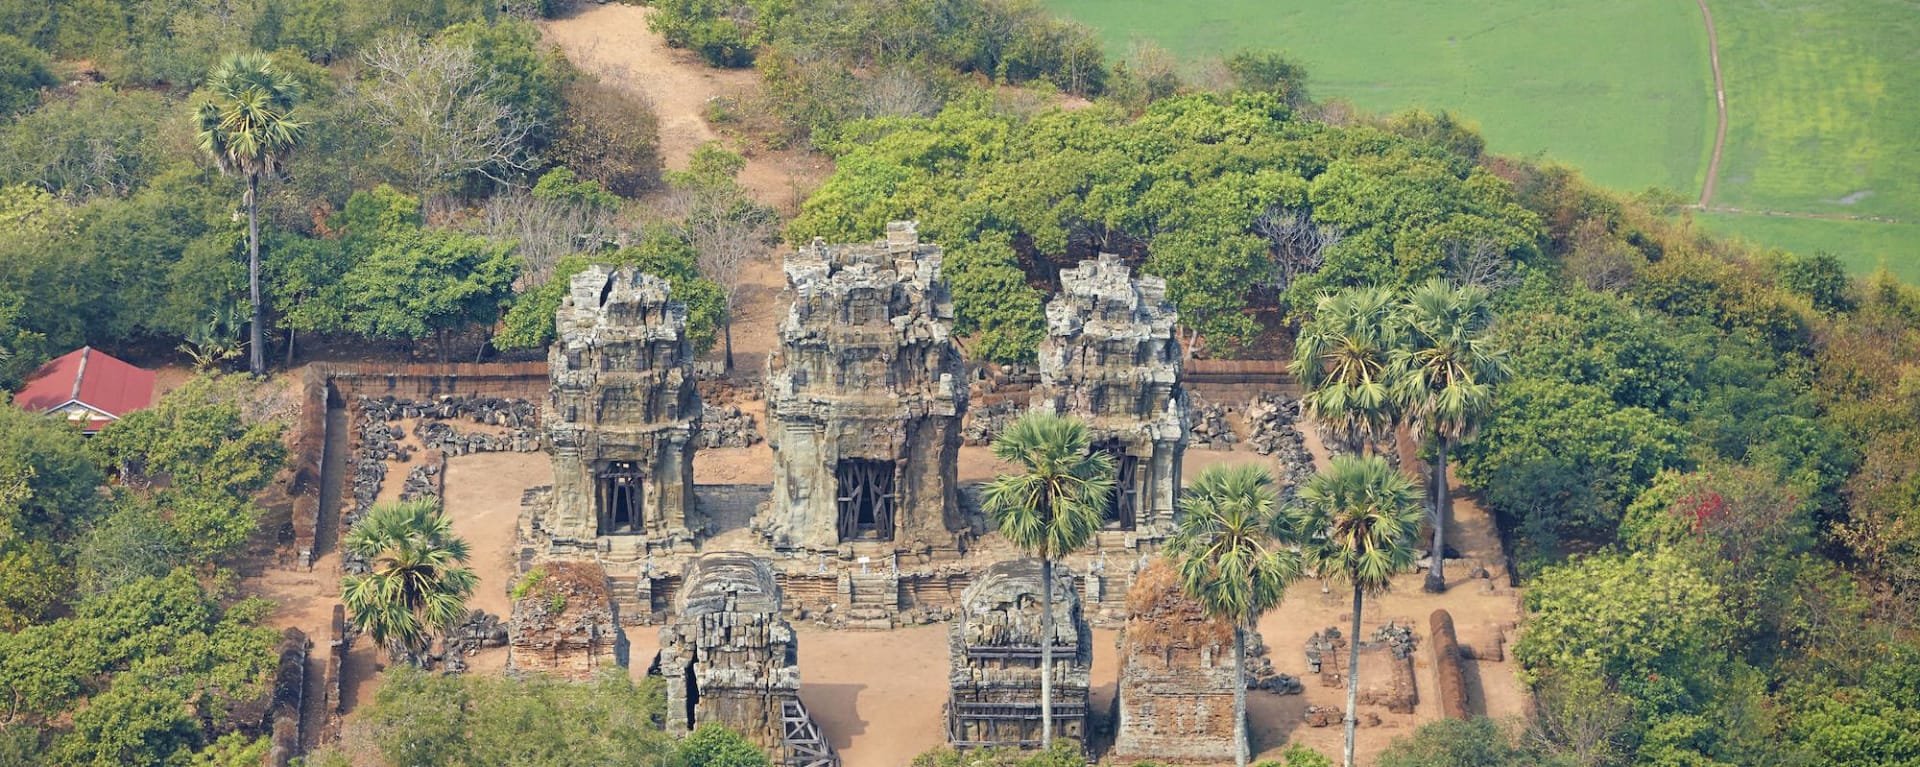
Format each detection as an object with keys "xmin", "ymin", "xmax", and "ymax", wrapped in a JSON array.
[{"xmin": 1047, "ymin": 0, "xmax": 1918, "ymax": 277}]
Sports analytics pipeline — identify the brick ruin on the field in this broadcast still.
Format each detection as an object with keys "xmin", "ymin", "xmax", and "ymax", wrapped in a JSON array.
[
  {"xmin": 507, "ymin": 560, "xmax": 622, "ymax": 679},
  {"xmin": 542, "ymin": 265, "xmax": 701, "ymax": 553},
  {"xmin": 660, "ymin": 553, "xmax": 837, "ymax": 766},
  {"xmin": 1111, "ymin": 562, "xmax": 1239, "ymax": 763},
  {"xmin": 761, "ymin": 222, "xmax": 970, "ymax": 556},
  {"xmin": 1032, "ymin": 255, "xmax": 1186, "ymax": 549},
  {"xmin": 946, "ymin": 559, "xmax": 1091, "ymax": 748}
]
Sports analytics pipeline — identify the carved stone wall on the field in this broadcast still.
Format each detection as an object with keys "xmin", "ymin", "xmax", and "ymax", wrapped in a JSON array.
[
  {"xmin": 660, "ymin": 553, "xmax": 801, "ymax": 748},
  {"xmin": 1112, "ymin": 562, "xmax": 1238, "ymax": 763},
  {"xmin": 762, "ymin": 222, "xmax": 968, "ymax": 554},
  {"xmin": 1032, "ymin": 255, "xmax": 1185, "ymax": 545},
  {"xmin": 544, "ymin": 266, "xmax": 700, "ymax": 548},
  {"xmin": 947, "ymin": 560, "xmax": 1091, "ymax": 748}
]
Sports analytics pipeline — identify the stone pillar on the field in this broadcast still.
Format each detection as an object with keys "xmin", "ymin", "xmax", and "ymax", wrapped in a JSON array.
[
  {"xmin": 761, "ymin": 222, "xmax": 968, "ymax": 554},
  {"xmin": 947, "ymin": 560, "xmax": 1092, "ymax": 748},
  {"xmin": 543, "ymin": 266, "xmax": 701, "ymax": 548},
  {"xmin": 1112, "ymin": 562, "xmax": 1239, "ymax": 762}
]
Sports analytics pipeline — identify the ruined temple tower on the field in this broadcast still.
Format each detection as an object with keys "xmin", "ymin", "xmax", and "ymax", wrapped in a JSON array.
[
  {"xmin": 946, "ymin": 559, "xmax": 1093, "ymax": 748},
  {"xmin": 1032, "ymin": 254, "xmax": 1186, "ymax": 546},
  {"xmin": 544, "ymin": 265, "xmax": 700, "ymax": 550},
  {"xmin": 761, "ymin": 222, "xmax": 968, "ymax": 554},
  {"xmin": 1111, "ymin": 561, "xmax": 1240, "ymax": 763},
  {"xmin": 660, "ymin": 553, "xmax": 836, "ymax": 767}
]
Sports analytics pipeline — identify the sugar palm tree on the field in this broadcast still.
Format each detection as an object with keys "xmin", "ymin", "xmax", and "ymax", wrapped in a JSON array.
[
  {"xmin": 1393, "ymin": 279, "xmax": 1510, "ymax": 593},
  {"xmin": 981, "ymin": 412, "xmax": 1114, "ymax": 748},
  {"xmin": 1167, "ymin": 464, "xmax": 1302, "ymax": 767},
  {"xmin": 1290, "ymin": 286, "xmax": 1407, "ymax": 455},
  {"xmin": 1290, "ymin": 455, "xmax": 1424, "ymax": 767},
  {"xmin": 195, "ymin": 52, "xmax": 302, "ymax": 377},
  {"xmin": 341, "ymin": 499, "xmax": 476, "ymax": 662}
]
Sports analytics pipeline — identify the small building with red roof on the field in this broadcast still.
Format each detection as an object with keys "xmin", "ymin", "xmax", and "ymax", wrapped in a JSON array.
[{"xmin": 11, "ymin": 347, "xmax": 157, "ymax": 433}]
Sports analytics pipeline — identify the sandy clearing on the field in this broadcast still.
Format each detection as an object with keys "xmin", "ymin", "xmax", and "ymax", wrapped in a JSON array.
[
  {"xmin": 794, "ymin": 624, "xmax": 952, "ymax": 767},
  {"xmin": 443, "ymin": 451, "xmax": 553, "ymax": 619}
]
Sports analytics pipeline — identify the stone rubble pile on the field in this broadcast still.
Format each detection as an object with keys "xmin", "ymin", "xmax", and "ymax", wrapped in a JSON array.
[
  {"xmin": 1245, "ymin": 393, "xmax": 1316, "ymax": 493},
  {"xmin": 398, "ymin": 462, "xmax": 440, "ymax": 502},
  {"xmin": 438, "ymin": 610, "xmax": 509, "ymax": 673},
  {"xmin": 1372, "ymin": 621, "xmax": 1418, "ymax": 660},
  {"xmin": 695, "ymin": 404, "xmax": 763, "ymax": 448},
  {"xmin": 358, "ymin": 394, "xmax": 538, "ymax": 427},
  {"xmin": 1186, "ymin": 395, "xmax": 1237, "ymax": 450},
  {"xmin": 414, "ymin": 420, "xmax": 542, "ymax": 455},
  {"xmin": 961, "ymin": 401, "xmax": 1023, "ymax": 446}
]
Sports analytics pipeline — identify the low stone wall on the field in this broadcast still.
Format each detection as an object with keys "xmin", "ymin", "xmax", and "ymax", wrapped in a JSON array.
[
  {"xmin": 268, "ymin": 628, "xmax": 308, "ymax": 767},
  {"xmin": 318, "ymin": 361, "xmax": 550, "ymax": 402},
  {"xmin": 288, "ymin": 370, "xmax": 329, "ymax": 568}
]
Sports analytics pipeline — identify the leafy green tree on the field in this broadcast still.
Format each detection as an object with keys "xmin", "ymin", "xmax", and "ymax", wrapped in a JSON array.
[
  {"xmin": 0, "ymin": 34, "xmax": 54, "ymax": 117},
  {"xmin": 1376, "ymin": 717, "xmax": 1568, "ymax": 767},
  {"xmin": 680, "ymin": 723, "xmax": 771, "ymax": 767},
  {"xmin": 314, "ymin": 666, "xmax": 681, "ymax": 767},
  {"xmin": 1291, "ymin": 455, "xmax": 1424, "ymax": 767},
  {"xmin": 1773, "ymin": 251, "xmax": 1854, "ymax": 315},
  {"xmin": 1392, "ymin": 279, "xmax": 1509, "ymax": 592},
  {"xmin": 495, "ymin": 233, "xmax": 724, "ymax": 353},
  {"xmin": 1166, "ymin": 464, "xmax": 1301, "ymax": 767},
  {"xmin": 980, "ymin": 413, "xmax": 1114, "ymax": 747},
  {"xmin": 88, "ymin": 376, "xmax": 288, "ymax": 500},
  {"xmin": 338, "ymin": 226, "xmax": 520, "ymax": 360},
  {"xmin": 0, "ymin": 86, "xmax": 171, "ymax": 199},
  {"xmin": 1516, "ymin": 550, "xmax": 1730, "ymax": 720},
  {"xmin": 1223, "ymin": 49, "xmax": 1309, "ymax": 106},
  {"xmin": 1454, "ymin": 377, "xmax": 1689, "ymax": 566},
  {"xmin": 195, "ymin": 53, "xmax": 303, "ymax": 376},
  {"xmin": 1291, "ymin": 286, "xmax": 1406, "ymax": 454},
  {"xmin": 667, "ymin": 142, "xmax": 777, "ymax": 370},
  {"xmin": 341, "ymin": 500, "xmax": 477, "ymax": 660},
  {"xmin": 531, "ymin": 166, "xmax": 618, "ymax": 210}
]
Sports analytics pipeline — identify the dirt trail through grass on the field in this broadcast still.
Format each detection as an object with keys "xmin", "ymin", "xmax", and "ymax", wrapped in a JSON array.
[
  {"xmin": 540, "ymin": 5, "xmax": 828, "ymax": 212},
  {"xmin": 1696, "ymin": 0, "xmax": 1728, "ymax": 207}
]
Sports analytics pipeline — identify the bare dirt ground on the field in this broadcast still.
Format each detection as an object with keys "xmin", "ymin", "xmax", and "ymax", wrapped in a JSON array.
[
  {"xmin": 443, "ymin": 452, "xmax": 551, "ymax": 619},
  {"xmin": 538, "ymin": 5, "xmax": 831, "ymax": 214},
  {"xmin": 792, "ymin": 624, "xmax": 954, "ymax": 767}
]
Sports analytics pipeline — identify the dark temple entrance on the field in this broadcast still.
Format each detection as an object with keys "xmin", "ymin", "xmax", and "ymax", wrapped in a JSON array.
[
  {"xmin": 1097, "ymin": 443, "xmax": 1138, "ymax": 530},
  {"xmin": 597, "ymin": 460, "xmax": 644, "ymax": 535},
  {"xmin": 835, "ymin": 459, "xmax": 896, "ymax": 541}
]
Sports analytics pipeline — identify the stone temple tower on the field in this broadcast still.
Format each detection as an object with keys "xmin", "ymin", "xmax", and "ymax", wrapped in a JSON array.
[
  {"xmin": 544, "ymin": 265, "xmax": 700, "ymax": 551},
  {"xmin": 1032, "ymin": 254, "xmax": 1186, "ymax": 547},
  {"xmin": 760, "ymin": 222, "xmax": 968, "ymax": 554}
]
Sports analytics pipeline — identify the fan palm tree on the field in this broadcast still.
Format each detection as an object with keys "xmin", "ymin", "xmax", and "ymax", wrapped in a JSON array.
[
  {"xmin": 341, "ymin": 499, "xmax": 476, "ymax": 662},
  {"xmin": 195, "ymin": 52, "xmax": 303, "ymax": 377},
  {"xmin": 1290, "ymin": 286, "xmax": 1407, "ymax": 455},
  {"xmin": 1290, "ymin": 455, "xmax": 1424, "ymax": 767},
  {"xmin": 1393, "ymin": 279, "xmax": 1510, "ymax": 593},
  {"xmin": 1167, "ymin": 464, "xmax": 1302, "ymax": 767},
  {"xmin": 981, "ymin": 412, "xmax": 1114, "ymax": 748}
]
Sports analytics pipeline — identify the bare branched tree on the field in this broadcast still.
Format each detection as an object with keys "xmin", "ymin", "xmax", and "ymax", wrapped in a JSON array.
[
  {"xmin": 1253, "ymin": 206, "xmax": 1340, "ymax": 293},
  {"xmin": 471, "ymin": 192, "xmax": 628, "ymax": 289},
  {"xmin": 359, "ymin": 35, "xmax": 539, "ymax": 202},
  {"xmin": 1444, "ymin": 238, "xmax": 1525, "ymax": 293},
  {"xmin": 859, "ymin": 67, "xmax": 942, "ymax": 119},
  {"xmin": 661, "ymin": 145, "xmax": 779, "ymax": 373}
]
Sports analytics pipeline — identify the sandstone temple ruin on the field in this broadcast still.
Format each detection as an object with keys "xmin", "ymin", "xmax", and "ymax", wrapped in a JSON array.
[
  {"xmin": 1032, "ymin": 255, "xmax": 1186, "ymax": 549},
  {"xmin": 1111, "ymin": 562, "xmax": 1239, "ymax": 763},
  {"xmin": 660, "ymin": 553, "xmax": 836, "ymax": 766},
  {"xmin": 542, "ymin": 265, "xmax": 701, "ymax": 553},
  {"xmin": 760, "ymin": 222, "xmax": 970, "ymax": 555},
  {"xmin": 946, "ymin": 560, "xmax": 1092, "ymax": 748}
]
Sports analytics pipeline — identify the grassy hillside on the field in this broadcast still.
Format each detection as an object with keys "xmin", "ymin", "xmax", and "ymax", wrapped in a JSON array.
[{"xmin": 1048, "ymin": 0, "xmax": 1918, "ymax": 276}]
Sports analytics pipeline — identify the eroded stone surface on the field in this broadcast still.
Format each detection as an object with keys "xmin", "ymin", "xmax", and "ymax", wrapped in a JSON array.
[
  {"xmin": 659, "ymin": 552, "xmax": 801, "ymax": 747},
  {"xmin": 1112, "ymin": 562, "xmax": 1238, "ymax": 763},
  {"xmin": 946, "ymin": 559, "xmax": 1091, "ymax": 747},
  {"xmin": 543, "ymin": 266, "xmax": 700, "ymax": 548},
  {"xmin": 761, "ymin": 222, "xmax": 969, "ymax": 554},
  {"xmin": 1032, "ymin": 255, "xmax": 1186, "ymax": 548},
  {"xmin": 507, "ymin": 561, "xmax": 621, "ymax": 680}
]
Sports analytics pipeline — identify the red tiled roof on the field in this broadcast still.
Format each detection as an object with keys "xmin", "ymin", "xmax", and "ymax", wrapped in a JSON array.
[{"xmin": 12, "ymin": 347, "xmax": 157, "ymax": 429}]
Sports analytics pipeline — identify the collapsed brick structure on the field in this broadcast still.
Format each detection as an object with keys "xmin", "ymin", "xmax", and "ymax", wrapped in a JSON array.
[
  {"xmin": 660, "ymin": 553, "xmax": 798, "ymax": 745},
  {"xmin": 1111, "ymin": 562, "xmax": 1239, "ymax": 763},
  {"xmin": 543, "ymin": 265, "xmax": 701, "ymax": 551},
  {"xmin": 762, "ymin": 222, "xmax": 969, "ymax": 554},
  {"xmin": 507, "ymin": 561, "xmax": 622, "ymax": 679},
  {"xmin": 946, "ymin": 559, "xmax": 1091, "ymax": 748},
  {"xmin": 1032, "ymin": 255, "xmax": 1186, "ymax": 547}
]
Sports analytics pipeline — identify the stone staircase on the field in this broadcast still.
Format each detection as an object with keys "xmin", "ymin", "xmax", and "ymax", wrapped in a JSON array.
[
  {"xmin": 605, "ymin": 572, "xmax": 652, "ymax": 626},
  {"xmin": 842, "ymin": 573, "xmax": 899, "ymax": 629}
]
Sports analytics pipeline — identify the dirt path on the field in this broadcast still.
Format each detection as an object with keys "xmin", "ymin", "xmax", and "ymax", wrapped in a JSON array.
[
  {"xmin": 539, "ymin": 5, "xmax": 830, "ymax": 212},
  {"xmin": 1696, "ymin": 0, "xmax": 1728, "ymax": 208}
]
